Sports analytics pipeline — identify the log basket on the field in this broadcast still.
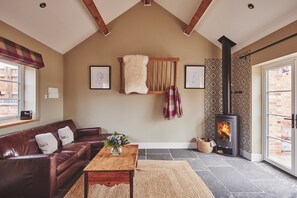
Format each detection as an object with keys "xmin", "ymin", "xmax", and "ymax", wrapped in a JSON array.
[{"xmin": 196, "ymin": 137, "xmax": 213, "ymax": 153}]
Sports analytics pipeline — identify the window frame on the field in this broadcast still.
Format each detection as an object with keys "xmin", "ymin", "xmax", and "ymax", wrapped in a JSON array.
[{"xmin": 0, "ymin": 59, "xmax": 23, "ymax": 120}]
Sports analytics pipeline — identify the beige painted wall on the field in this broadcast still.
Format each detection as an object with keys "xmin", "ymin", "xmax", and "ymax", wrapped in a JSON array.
[
  {"xmin": 241, "ymin": 20, "xmax": 297, "ymax": 65},
  {"xmin": 64, "ymin": 2, "xmax": 220, "ymax": 143},
  {"xmin": 0, "ymin": 20, "xmax": 64, "ymax": 135}
]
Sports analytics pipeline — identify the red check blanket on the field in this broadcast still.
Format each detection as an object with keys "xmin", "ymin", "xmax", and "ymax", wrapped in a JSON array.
[{"xmin": 163, "ymin": 86, "xmax": 183, "ymax": 120}]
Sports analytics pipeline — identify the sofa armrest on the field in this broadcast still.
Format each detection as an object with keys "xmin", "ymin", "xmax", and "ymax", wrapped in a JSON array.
[
  {"xmin": 77, "ymin": 127, "xmax": 102, "ymax": 136},
  {"xmin": 0, "ymin": 154, "xmax": 57, "ymax": 198}
]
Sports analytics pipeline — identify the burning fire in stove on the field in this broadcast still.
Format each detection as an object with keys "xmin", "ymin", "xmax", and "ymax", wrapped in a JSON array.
[{"xmin": 217, "ymin": 121, "xmax": 231, "ymax": 142}]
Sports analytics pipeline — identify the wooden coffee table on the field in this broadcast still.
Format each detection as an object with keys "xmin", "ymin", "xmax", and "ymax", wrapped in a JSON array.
[{"xmin": 83, "ymin": 144, "xmax": 139, "ymax": 198}]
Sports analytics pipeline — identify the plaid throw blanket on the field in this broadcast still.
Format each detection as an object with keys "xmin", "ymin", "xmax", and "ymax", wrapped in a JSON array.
[{"xmin": 163, "ymin": 86, "xmax": 183, "ymax": 120}]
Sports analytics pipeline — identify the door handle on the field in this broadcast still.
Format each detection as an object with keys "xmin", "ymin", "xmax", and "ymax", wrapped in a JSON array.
[
  {"xmin": 284, "ymin": 114, "xmax": 295, "ymax": 128},
  {"xmin": 295, "ymin": 114, "xmax": 297, "ymax": 128}
]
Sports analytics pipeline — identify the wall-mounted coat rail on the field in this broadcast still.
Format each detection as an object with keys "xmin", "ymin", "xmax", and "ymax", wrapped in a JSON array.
[{"xmin": 118, "ymin": 57, "xmax": 179, "ymax": 94}]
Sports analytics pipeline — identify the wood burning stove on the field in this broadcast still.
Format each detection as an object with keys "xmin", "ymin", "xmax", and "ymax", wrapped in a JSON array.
[
  {"xmin": 214, "ymin": 36, "xmax": 239, "ymax": 156},
  {"xmin": 215, "ymin": 114, "xmax": 239, "ymax": 156}
]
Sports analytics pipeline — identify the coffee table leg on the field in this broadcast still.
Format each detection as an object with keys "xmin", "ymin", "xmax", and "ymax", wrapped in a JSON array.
[
  {"xmin": 129, "ymin": 171, "xmax": 134, "ymax": 198},
  {"xmin": 84, "ymin": 172, "xmax": 88, "ymax": 198}
]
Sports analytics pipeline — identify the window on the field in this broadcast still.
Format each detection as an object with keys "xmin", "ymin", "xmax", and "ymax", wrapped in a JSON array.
[
  {"xmin": 0, "ymin": 59, "xmax": 37, "ymax": 121},
  {"xmin": 0, "ymin": 36, "xmax": 41, "ymax": 125},
  {"xmin": 0, "ymin": 60, "xmax": 22, "ymax": 119}
]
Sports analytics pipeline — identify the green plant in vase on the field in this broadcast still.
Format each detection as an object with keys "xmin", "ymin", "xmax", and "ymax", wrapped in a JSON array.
[{"xmin": 104, "ymin": 132, "xmax": 129, "ymax": 156}]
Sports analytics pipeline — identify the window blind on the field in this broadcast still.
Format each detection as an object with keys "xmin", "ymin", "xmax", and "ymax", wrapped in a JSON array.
[{"xmin": 0, "ymin": 36, "xmax": 45, "ymax": 69}]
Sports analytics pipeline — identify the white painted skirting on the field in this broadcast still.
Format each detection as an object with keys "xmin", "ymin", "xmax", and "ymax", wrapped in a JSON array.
[
  {"xmin": 240, "ymin": 149, "xmax": 263, "ymax": 162},
  {"xmin": 134, "ymin": 142, "xmax": 196, "ymax": 149}
]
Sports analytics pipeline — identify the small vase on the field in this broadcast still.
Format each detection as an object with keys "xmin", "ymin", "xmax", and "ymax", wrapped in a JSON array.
[{"xmin": 111, "ymin": 146, "xmax": 122, "ymax": 156}]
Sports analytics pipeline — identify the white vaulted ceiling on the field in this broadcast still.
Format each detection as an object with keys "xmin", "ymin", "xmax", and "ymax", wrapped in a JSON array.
[
  {"xmin": 0, "ymin": 0, "xmax": 140, "ymax": 53},
  {"xmin": 0, "ymin": 0, "xmax": 296, "ymax": 54},
  {"xmin": 195, "ymin": 0, "xmax": 297, "ymax": 52},
  {"xmin": 0, "ymin": 0, "xmax": 97, "ymax": 54}
]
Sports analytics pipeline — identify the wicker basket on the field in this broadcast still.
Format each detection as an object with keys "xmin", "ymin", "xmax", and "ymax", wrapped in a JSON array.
[{"xmin": 196, "ymin": 138, "xmax": 213, "ymax": 153}]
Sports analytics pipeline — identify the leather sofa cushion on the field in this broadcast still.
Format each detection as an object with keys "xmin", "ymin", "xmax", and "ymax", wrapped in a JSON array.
[
  {"xmin": 49, "ymin": 120, "xmax": 78, "ymax": 139},
  {"xmin": 75, "ymin": 134, "xmax": 110, "ymax": 149},
  {"xmin": 21, "ymin": 139, "xmax": 40, "ymax": 156},
  {"xmin": 61, "ymin": 142, "xmax": 90, "ymax": 158},
  {"xmin": 56, "ymin": 160, "xmax": 86, "ymax": 189},
  {"xmin": 56, "ymin": 151, "xmax": 77, "ymax": 175}
]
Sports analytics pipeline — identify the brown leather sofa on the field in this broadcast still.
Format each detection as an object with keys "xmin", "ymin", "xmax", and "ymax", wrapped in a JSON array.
[{"xmin": 0, "ymin": 119, "xmax": 110, "ymax": 198}]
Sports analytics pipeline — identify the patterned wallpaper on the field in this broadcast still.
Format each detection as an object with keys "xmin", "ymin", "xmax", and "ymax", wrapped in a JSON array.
[
  {"xmin": 232, "ymin": 52, "xmax": 252, "ymax": 153},
  {"xmin": 204, "ymin": 58, "xmax": 222, "ymax": 138},
  {"xmin": 204, "ymin": 52, "xmax": 252, "ymax": 153}
]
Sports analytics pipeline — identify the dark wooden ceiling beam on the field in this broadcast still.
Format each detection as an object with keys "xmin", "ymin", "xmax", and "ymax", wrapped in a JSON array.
[
  {"xmin": 184, "ymin": 0, "xmax": 212, "ymax": 36},
  {"xmin": 82, "ymin": 0, "xmax": 110, "ymax": 36},
  {"xmin": 143, "ymin": 0, "xmax": 152, "ymax": 6}
]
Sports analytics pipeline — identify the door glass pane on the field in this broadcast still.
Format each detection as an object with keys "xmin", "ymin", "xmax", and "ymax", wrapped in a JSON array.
[
  {"xmin": 268, "ymin": 65, "xmax": 291, "ymax": 91},
  {"xmin": 266, "ymin": 64, "xmax": 292, "ymax": 170},
  {"xmin": 268, "ymin": 92, "xmax": 291, "ymax": 116},
  {"xmin": 268, "ymin": 115, "xmax": 292, "ymax": 140},
  {"xmin": 268, "ymin": 137, "xmax": 291, "ymax": 168}
]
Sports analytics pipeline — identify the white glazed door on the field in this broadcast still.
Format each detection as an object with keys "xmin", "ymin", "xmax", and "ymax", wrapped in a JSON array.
[{"xmin": 263, "ymin": 59, "xmax": 296, "ymax": 176}]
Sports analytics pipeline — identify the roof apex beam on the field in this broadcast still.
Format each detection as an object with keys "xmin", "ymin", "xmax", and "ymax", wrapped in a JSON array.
[
  {"xmin": 184, "ymin": 0, "xmax": 212, "ymax": 36},
  {"xmin": 143, "ymin": 0, "xmax": 152, "ymax": 6},
  {"xmin": 82, "ymin": 0, "xmax": 110, "ymax": 36}
]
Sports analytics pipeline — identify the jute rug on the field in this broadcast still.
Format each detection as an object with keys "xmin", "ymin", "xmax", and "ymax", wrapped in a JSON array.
[{"xmin": 65, "ymin": 160, "xmax": 214, "ymax": 198}]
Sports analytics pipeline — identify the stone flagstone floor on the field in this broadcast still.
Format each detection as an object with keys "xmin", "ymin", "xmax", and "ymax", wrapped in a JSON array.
[{"xmin": 55, "ymin": 149, "xmax": 297, "ymax": 198}]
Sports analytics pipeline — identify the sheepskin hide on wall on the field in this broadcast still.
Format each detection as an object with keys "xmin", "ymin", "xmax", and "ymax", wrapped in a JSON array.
[{"xmin": 124, "ymin": 54, "xmax": 149, "ymax": 94}]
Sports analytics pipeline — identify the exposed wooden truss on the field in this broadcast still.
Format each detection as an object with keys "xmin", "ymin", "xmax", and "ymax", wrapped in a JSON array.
[
  {"xmin": 143, "ymin": 0, "xmax": 152, "ymax": 6},
  {"xmin": 184, "ymin": 0, "xmax": 212, "ymax": 36},
  {"xmin": 82, "ymin": 0, "xmax": 110, "ymax": 36}
]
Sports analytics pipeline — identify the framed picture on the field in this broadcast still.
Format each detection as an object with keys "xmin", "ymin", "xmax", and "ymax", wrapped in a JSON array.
[
  {"xmin": 184, "ymin": 65, "xmax": 205, "ymax": 89},
  {"xmin": 89, "ymin": 66, "xmax": 111, "ymax": 90}
]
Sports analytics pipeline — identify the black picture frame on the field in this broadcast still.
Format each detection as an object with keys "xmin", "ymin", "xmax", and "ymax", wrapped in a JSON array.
[
  {"xmin": 89, "ymin": 65, "xmax": 111, "ymax": 90},
  {"xmin": 184, "ymin": 65, "xmax": 205, "ymax": 89}
]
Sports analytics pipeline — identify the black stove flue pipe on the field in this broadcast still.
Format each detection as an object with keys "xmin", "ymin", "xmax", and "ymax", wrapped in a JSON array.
[{"xmin": 218, "ymin": 36, "xmax": 236, "ymax": 115}]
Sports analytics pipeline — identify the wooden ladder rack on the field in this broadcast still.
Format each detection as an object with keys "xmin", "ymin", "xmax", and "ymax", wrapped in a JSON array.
[{"xmin": 118, "ymin": 57, "xmax": 179, "ymax": 94}]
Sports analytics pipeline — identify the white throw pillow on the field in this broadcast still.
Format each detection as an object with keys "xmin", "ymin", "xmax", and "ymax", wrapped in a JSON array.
[
  {"xmin": 35, "ymin": 133, "xmax": 58, "ymax": 154},
  {"xmin": 124, "ymin": 54, "xmax": 149, "ymax": 94},
  {"xmin": 58, "ymin": 126, "xmax": 74, "ymax": 146}
]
